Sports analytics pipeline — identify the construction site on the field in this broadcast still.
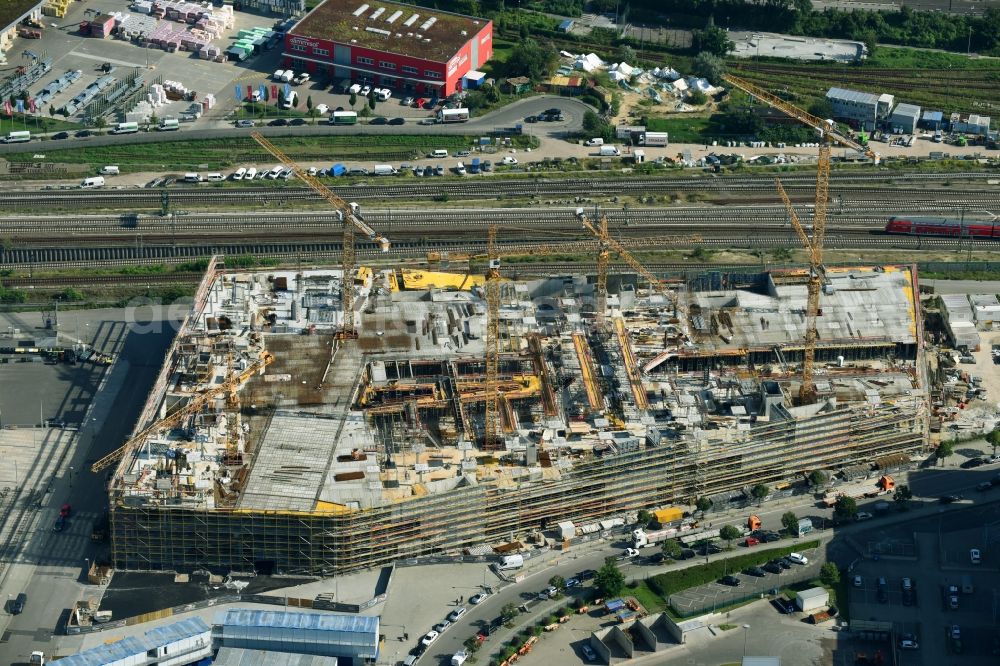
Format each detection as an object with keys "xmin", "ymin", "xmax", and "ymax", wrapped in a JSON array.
[{"xmin": 103, "ymin": 248, "xmax": 927, "ymax": 575}]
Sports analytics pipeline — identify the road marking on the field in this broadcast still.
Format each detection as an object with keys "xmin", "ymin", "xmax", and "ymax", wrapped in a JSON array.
[{"xmin": 70, "ymin": 51, "xmax": 149, "ymax": 69}]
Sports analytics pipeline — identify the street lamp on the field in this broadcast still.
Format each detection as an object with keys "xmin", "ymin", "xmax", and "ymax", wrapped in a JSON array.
[{"xmin": 742, "ymin": 624, "xmax": 750, "ymax": 656}]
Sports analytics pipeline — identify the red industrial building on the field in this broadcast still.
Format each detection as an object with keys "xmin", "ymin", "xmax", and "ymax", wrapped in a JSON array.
[{"xmin": 283, "ymin": 0, "xmax": 492, "ymax": 97}]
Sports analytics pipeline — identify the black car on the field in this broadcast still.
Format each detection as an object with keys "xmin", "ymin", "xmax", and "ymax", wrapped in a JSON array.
[
  {"xmin": 370, "ymin": 117, "xmax": 388, "ymax": 125},
  {"xmin": 744, "ymin": 566, "xmax": 766, "ymax": 577},
  {"xmin": 648, "ymin": 552, "xmax": 665, "ymax": 564},
  {"xmin": 940, "ymin": 495, "xmax": 962, "ymax": 504},
  {"xmin": 761, "ymin": 532, "xmax": 782, "ymax": 543},
  {"xmin": 763, "ymin": 561, "xmax": 782, "ymax": 574},
  {"xmin": 75, "ymin": 129, "xmax": 92, "ymax": 138},
  {"xmin": 51, "ymin": 131, "xmax": 69, "ymax": 140},
  {"xmin": 525, "ymin": 115, "xmax": 538, "ymax": 123},
  {"xmin": 778, "ymin": 557, "xmax": 793, "ymax": 569},
  {"xmin": 544, "ymin": 107, "xmax": 561, "ymax": 116},
  {"xmin": 269, "ymin": 118, "xmax": 289, "ymax": 126},
  {"xmin": 961, "ymin": 458, "xmax": 985, "ymax": 469},
  {"xmin": 772, "ymin": 597, "xmax": 795, "ymax": 614},
  {"xmin": 719, "ymin": 575, "xmax": 741, "ymax": 587},
  {"xmin": 902, "ymin": 588, "xmax": 914, "ymax": 606},
  {"xmin": 289, "ymin": 118, "xmax": 306, "ymax": 126},
  {"xmin": 578, "ymin": 569, "xmax": 596, "ymax": 581},
  {"xmin": 9, "ymin": 593, "xmax": 26, "ymax": 614},
  {"xmin": 53, "ymin": 515, "xmax": 66, "ymax": 532},
  {"xmin": 388, "ymin": 117, "xmax": 405, "ymax": 125},
  {"xmin": 679, "ymin": 548, "xmax": 696, "ymax": 560}
]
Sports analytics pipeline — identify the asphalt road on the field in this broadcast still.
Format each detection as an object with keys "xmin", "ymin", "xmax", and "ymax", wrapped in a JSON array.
[
  {"xmin": 0, "ymin": 96, "xmax": 592, "ymax": 155},
  {"xmin": 419, "ymin": 446, "xmax": 1000, "ymax": 665}
]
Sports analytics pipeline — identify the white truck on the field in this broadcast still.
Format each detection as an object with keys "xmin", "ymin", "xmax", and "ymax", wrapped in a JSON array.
[
  {"xmin": 498, "ymin": 554, "xmax": 523, "ymax": 570},
  {"xmin": 158, "ymin": 117, "xmax": 179, "ymax": 131},
  {"xmin": 452, "ymin": 650, "xmax": 469, "ymax": 666}
]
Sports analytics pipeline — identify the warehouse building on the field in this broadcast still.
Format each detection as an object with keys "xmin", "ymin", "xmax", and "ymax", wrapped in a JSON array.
[
  {"xmin": 283, "ymin": 0, "xmax": 492, "ymax": 96},
  {"xmin": 825, "ymin": 87, "xmax": 894, "ymax": 131},
  {"xmin": 889, "ymin": 102, "xmax": 921, "ymax": 134},
  {"xmin": 920, "ymin": 110, "xmax": 944, "ymax": 130},
  {"xmin": 56, "ymin": 617, "xmax": 212, "ymax": 666},
  {"xmin": 941, "ymin": 294, "xmax": 980, "ymax": 350},
  {"xmin": 214, "ymin": 609, "xmax": 378, "ymax": 662},
  {"xmin": 969, "ymin": 294, "xmax": 1000, "ymax": 331}
]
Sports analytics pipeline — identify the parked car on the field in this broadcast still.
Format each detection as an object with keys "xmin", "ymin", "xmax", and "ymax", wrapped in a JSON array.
[
  {"xmin": 447, "ymin": 607, "xmax": 467, "ymax": 622},
  {"xmin": 977, "ymin": 481, "xmax": 993, "ymax": 491},
  {"xmin": 788, "ymin": 552, "xmax": 808, "ymax": 565},
  {"xmin": 389, "ymin": 117, "xmax": 406, "ymax": 125},
  {"xmin": 853, "ymin": 575, "xmax": 863, "ymax": 587},
  {"xmin": 525, "ymin": 115, "xmax": 538, "ymax": 123},
  {"xmin": 235, "ymin": 119, "xmax": 255, "ymax": 128},
  {"xmin": 855, "ymin": 511, "xmax": 873, "ymax": 521},
  {"xmin": 52, "ymin": 131, "xmax": 69, "ymax": 140},
  {"xmin": 763, "ymin": 561, "xmax": 782, "ymax": 574},
  {"xmin": 970, "ymin": 548, "xmax": 981, "ymax": 564},
  {"xmin": 432, "ymin": 620, "xmax": 451, "ymax": 633},
  {"xmin": 744, "ymin": 566, "xmax": 766, "ymax": 577},
  {"xmin": 578, "ymin": 569, "xmax": 596, "ymax": 580},
  {"xmin": 950, "ymin": 625, "xmax": 961, "ymax": 640},
  {"xmin": 719, "ymin": 575, "xmax": 741, "ymax": 587},
  {"xmin": 581, "ymin": 644, "xmax": 597, "ymax": 661},
  {"xmin": 961, "ymin": 457, "xmax": 985, "ymax": 469},
  {"xmin": 9, "ymin": 593, "xmax": 26, "ymax": 614},
  {"xmin": 456, "ymin": 150, "xmax": 471, "ymax": 157},
  {"xmin": 623, "ymin": 547, "xmax": 639, "ymax": 558},
  {"xmin": 470, "ymin": 592, "xmax": 489, "ymax": 605},
  {"xmin": 940, "ymin": 494, "xmax": 962, "ymax": 503},
  {"xmin": 370, "ymin": 117, "xmax": 388, "ymax": 125},
  {"xmin": 314, "ymin": 104, "xmax": 329, "ymax": 115},
  {"xmin": 565, "ymin": 577, "xmax": 581, "ymax": 588},
  {"xmin": 422, "ymin": 630, "xmax": 440, "ymax": 646},
  {"xmin": 360, "ymin": 85, "xmax": 371, "ymax": 96},
  {"xmin": 53, "ymin": 515, "xmax": 66, "ymax": 532},
  {"xmin": 500, "ymin": 156, "xmax": 518, "ymax": 165},
  {"xmin": 775, "ymin": 558, "xmax": 792, "ymax": 570},
  {"xmin": 402, "ymin": 96, "xmax": 414, "ymax": 106},
  {"xmin": 289, "ymin": 118, "xmax": 306, "ymax": 126},
  {"xmin": 269, "ymin": 118, "xmax": 288, "ymax": 126},
  {"xmin": 75, "ymin": 129, "xmax": 92, "ymax": 138},
  {"xmin": 60, "ymin": 503, "xmax": 71, "ymax": 517}
]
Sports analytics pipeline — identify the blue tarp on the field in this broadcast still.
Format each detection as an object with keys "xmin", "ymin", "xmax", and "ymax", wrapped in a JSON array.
[{"xmin": 605, "ymin": 599, "xmax": 625, "ymax": 612}]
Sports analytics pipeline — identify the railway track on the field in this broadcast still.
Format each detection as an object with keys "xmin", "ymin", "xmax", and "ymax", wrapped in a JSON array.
[
  {"xmin": 0, "ymin": 273, "xmax": 202, "ymax": 288},
  {"xmin": 1, "ymin": 231, "xmax": 994, "ymax": 267},
  {"xmin": 3, "ymin": 171, "xmax": 996, "ymax": 209}
]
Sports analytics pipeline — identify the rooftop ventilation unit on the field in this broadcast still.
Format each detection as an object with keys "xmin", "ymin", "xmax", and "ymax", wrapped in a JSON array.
[
  {"xmin": 369, "ymin": 7, "xmax": 384, "ymax": 20},
  {"xmin": 386, "ymin": 10, "xmax": 402, "ymax": 23},
  {"xmin": 366, "ymin": 26, "xmax": 390, "ymax": 35},
  {"xmin": 419, "ymin": 17, "xmax": 436, "ymax": 31},
  {"xmin": 352, "ymin": 4, "xmax": 369, "ymax": 17},
  {"xmin": 403, "ymin": 13, "xmax": 419, "ymax": 27}
]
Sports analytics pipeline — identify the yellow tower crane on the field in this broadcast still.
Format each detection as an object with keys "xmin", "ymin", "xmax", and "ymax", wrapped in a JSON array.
[
  {"xmin": 483, "ymin": 225, "xmax": 502, "ymax": 449},
  {"xmin": 90, "ymin": 351, "xmax": 274, "ymax": 474},
  {"xmin": 721, "ymin": 74, "xmax": 879, "ymax": 404},
  {"xmin": 250, "ymin": 132, "xmax": 390, "ymax": 338}
]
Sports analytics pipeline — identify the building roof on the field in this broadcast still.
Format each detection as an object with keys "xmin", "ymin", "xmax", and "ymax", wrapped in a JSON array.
[
  {"xmin": 290, "ymin": 0, "xmax": 488, "ymax": 62},
  {"xmin": 923, "ymin": 110, "xmax": 943, "ymax": 122},
  {"xmin": 891, "ymin": 103, "xmax": 921, "ymax": 118},
  {"xmin": 145, "ymin": 615, "xmax": 211, "ymax": 646},
  {"xmin": 214, "ymin": 647, "xmax": 340, "ymax": 666},
  {"xmin": 0, "ymin": 0, "xmax": 42, "ymax": 31},
  {"xmin": 54, "ymin": 637, "xmax": 151, "ymax": 666},
  {"xmin": 826, "ymin": 86, "xmax": 880, "ymax": 105},
  {"xmin": 796, "ymin": 587, "xmax": 829, "ymax": 601},
  {"xmin": 217, "ymin": 609, "xmax": 379, "ymax": 636}
]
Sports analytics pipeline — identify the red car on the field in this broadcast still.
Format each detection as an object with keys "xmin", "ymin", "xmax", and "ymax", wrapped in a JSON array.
[
  {"xmin": 745, "ymin": 536, "xmax": 760, "ymax": 547},
  {"xmin": 60, "ymin": 503, "xmax": 72, "ymax": 518},
  {"xmin": 413, "ymin": 97, "xmax": 427, "ymax": 109}
]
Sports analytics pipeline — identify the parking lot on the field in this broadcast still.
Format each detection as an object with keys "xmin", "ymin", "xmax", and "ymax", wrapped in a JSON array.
[{"xmin": 848, "ymin": 508, "xmax": 1000, "ymax": 665}]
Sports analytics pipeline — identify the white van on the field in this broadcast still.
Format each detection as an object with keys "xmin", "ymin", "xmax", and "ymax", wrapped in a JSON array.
[
  {"xmin": 280, "ymin": 70, "xmax": 294, "ymax": 83},
  {"xmin": 80, "ymin": 176, "xmax": 105, "ymax": 189},
  {"xmin": 232, "ymin": 167, "xmax": 246, "ymax": 181},
  {"xmin": 280, "ymin": 90, "xmax": 297, "ymax": 109},
  {"xmin": 372, "ymin": 164, "xmax": 397, "ymax": 176},
  {"xmin": 584, "ymin": 137, "xmax": 604, "ymax": 147},
  {"xmin": 273, "ymin": 69, "xmax": 285, "ymax": 81},
  {"xmin": 498, "ymin": 554, "xmax": 523, "ymax": 570},
  {"xmin": 377, "ymin": 88, "xmax": 392, "ymax": 102},
  {"xmin": 206, "ymin": 172, "xmax": 224, "ymax": 182},
  {"xmin": 430, "ymin": 149, "xmax": 449, "ymax": 158},
  {"xmin": 267, "ymin": 165, "xmax": 284, "ymax": 179},
  {"xmin": 99, "ymin": 165, "xmax": 119, "ymax": 175},
  {"xmin": 599, "ymin": 145, "xmax": 621, "ymax": 157},
  {"xmin": 183, "ymin": 172, "xmax": 202, "ymax": 183}
]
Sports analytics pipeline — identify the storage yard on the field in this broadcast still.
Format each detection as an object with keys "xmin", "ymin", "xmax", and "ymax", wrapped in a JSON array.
[{"xmin": 101, "ymin": 256, "xmax": 927, "ymax": 575}]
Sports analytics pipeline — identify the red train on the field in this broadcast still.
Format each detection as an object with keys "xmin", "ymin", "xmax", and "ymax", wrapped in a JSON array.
[{"xmin": 885, "ymin": 216, "xmax": 1000, "ymax": 239}]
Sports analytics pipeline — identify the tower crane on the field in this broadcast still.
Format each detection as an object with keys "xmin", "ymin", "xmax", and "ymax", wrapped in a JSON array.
[
  {"xmin": 721, "ymin": 74, "xmax": 879, "ymax": 404},
  {"xmin": 90, "ymin": 351, "xmax": 274, "ymax": 474},
  {"xmin": 483, "ymin": 225, "xmax": 502, "ymax": 449},
  {"xmin": 250, "ymin": 132, "xmax": 389, "ymax": 338}
]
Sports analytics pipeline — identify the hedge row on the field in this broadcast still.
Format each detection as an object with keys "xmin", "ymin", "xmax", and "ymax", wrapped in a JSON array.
[{"xmin": 647, "ymin": 540, "xmax": 821, "ymax": 597}]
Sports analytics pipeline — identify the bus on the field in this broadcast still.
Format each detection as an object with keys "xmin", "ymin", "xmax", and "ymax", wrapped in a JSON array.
[
  {"xmin": 4, "ymin": 130, "xmax": 30, "ymax": 143},
  {"xmin": 438, "ymin": 108, "xmax": 470, "ymax": 123},
  {"xmin": 331, "ymin": 111, "xmax": 357, "ymax": 125}
]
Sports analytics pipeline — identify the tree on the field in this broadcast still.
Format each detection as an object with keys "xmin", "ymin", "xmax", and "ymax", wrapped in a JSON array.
[
  {"xmin": 277, "ymin": 90, "xmax": 286, "ymax": 111},
  {"xmin": 691, "ymin": 25, "xmax": 735, "ymax": 57},
  {"xmin": 500, "ymin": 602, "xmax": 519, "ymax": 622},
  {"xmin": 751, "ymin": 483, "xmax": 770, "ymax": 506},
  {"xmin": 860, "ymin": 29, "xmax": 878, "ymax": 57},
  {"xmin": 349, "ymin": 91, "xmax": 357, "ymax": 108},
  {"xmin": 692, "ymin": 52, "xmax": 726, "ymax": 85},
  {"xmin": 808, "ymin": 470, "xmax": 828, "ymax": 487},
  {"xmin": 687, "ymin": 89, "xmax": 708, "ymax": 106},
  {"xmin": 582, "ymin": 110, "xmax": 612, "ymax": 141},
  {"xmin": 937, "ymin": 440, "xmax": 954, "ymax": 464},
  {"xmin": 696, "ymin": 496, "xmax": 713, "ymax": 514},
  {"xmin": 306, "ymin": 95, "xmax": 313, "ymax": 113},
  {"xmin": 93, "ymin": 117, "xmax": 107, "ymax": 134},
  {"xmin": 719, "ymin": 525, "xmax": 742, "ymax": 548},
  {"xmin": 781, "ymin": 511, "xmax": 799, "ymax": 535},
  {"xmin": 594, "ymin": 557, "xmax": 625, "ymax": 597},
  {"xmin": 481, "ymin": 82, "xmax": 501, "ymax": 104},
  {"xmin": 820, "ymin": 562, "xmax": 841, "ymax": 586},
  {"xmin": 617, "ymin": 44, "xmax": 637, "ymax": 64},
  {"xmin": 894, "ymin": 484, "xmax": 913, "ymax": 505},
  {"xmin": 505, "ymin": 38, "xmax": 559, "ymax": 82},
  {"xmin": 368, "ymin": 95, "xmax": 376, "ymax": 111},
  {"xmin": 987, "ymin": 429, "xmax": 1000, "ymax": 456},
  {"xmin": 807, "ymin": 98, "xmax": 834, "ymax": 120},
  {"xmin": 636, "ymin": 509, "xmax": 653, "ymax": 526},
  {"xmin": 661, "ymin": 538, "xmax": 682, "ymax": 559},
  {"xmin": 463, "ymin": 636, "xmax": 481, "ymax": 654},
  {"xmin": 263, "ymin": 86, "xmax": 270, "ymax": 104},
  {"xmin": 548, "ymin": 575, "xmax": 565, "ymax": 591},
  {"xmin": 834, "ymin": 495, "xmax": 857, "ymax": 521}
]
